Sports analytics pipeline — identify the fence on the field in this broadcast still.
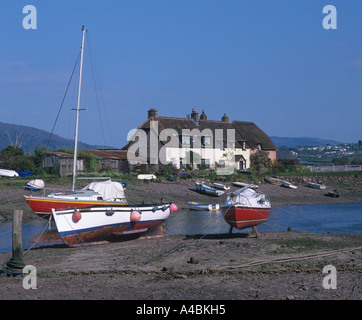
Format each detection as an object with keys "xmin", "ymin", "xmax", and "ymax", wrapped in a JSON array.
[{"xmin": 302, "ymin": 165, "xmax": 362, "ymax": 173}]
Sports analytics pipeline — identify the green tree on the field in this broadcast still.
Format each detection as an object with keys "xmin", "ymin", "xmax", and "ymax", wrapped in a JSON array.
[
  {"xmin": 351, "ymin": 155, "xmax": 362, "ymax": 165},
  {"xmin": 250, "ymin": 150, "xmax": 270, "ymax": 171},
  {"xmin": 331, "ymin": 157, "xmax": 349, "ymax": 165}
]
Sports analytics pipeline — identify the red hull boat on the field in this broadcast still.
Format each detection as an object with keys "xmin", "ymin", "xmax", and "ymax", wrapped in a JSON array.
[
  {"xmin": 221, "ymin": 185, "xmax": 271, "ymax": 236},
  {"xmin": 25, "ymin": 180, "xmax": 128, "ymax": 217},
  {"xmin": 222, "ymin": 206, "xmax": 270, "ymax": 229}
]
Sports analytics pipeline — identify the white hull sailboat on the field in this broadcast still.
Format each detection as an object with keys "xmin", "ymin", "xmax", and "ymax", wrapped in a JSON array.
[{"xmin": 25, "ymin": 26, "xmax": 176, "ymax": 244}]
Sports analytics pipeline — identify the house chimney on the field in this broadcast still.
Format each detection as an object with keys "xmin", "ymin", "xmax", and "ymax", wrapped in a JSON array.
[
  {"xmin": 147, "ymin": 108, "xmax": 158, "ymax": 118},
  {"xmin": 199, "ymin": 110, "xmax": 207, "ymax": 120},
  {"xmin": 190, "ymin": 108, "xmax": 198, "ymax": 121},
  {"xmin": 221, "ymin": 113, "xmax": 229, "ymax": 122}
]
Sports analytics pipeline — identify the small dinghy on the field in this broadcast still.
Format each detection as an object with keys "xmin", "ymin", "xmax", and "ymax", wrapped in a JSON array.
[
  {"xmin": 188, "ymin": 201, "xmax": 220, "ymax": 211},
  {"xmin": 213, "ymin": 183, "xmax": 230, "ymax": 190},
  {"xmin": 25, "ymin": 179, "xmax": 45, "ymax": 191},
  {"xmin": 195, "ymin": 182, "xmax": 224, "ymax": 196}
]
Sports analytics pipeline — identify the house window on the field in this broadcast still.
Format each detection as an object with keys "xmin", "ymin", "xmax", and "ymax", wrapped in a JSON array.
[
  {"xmin": 182, "ymin": 136, "xmax": 191, "ymax": 147},
  {"xmin": 201, "ymin": 158, "xmax": 210, "ymax": 168},
  {"xmin": 201, "ymin": 136, "xmax": 212, "ymax": 148}
]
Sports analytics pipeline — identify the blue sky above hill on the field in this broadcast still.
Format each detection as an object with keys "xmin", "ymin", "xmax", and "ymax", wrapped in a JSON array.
[{"xmin": 0, "ymin": 1, "xmax": 361, "ymax": 148}]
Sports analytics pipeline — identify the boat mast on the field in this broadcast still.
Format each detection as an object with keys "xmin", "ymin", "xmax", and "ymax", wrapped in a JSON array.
[{"xmin": 72, "ymin": 25, "xmax": 87, "ymax": 191}]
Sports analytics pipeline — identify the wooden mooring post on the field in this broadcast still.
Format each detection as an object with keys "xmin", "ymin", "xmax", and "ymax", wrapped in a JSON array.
[{"xmin": 5, "ymin": 210, "xmax": 25, "ymax": 275}]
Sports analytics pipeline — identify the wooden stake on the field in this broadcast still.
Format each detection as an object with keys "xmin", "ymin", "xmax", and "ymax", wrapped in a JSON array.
[
  {"xmin": 6, "ymin": 210, "xmax": 25, "ymax": 273},
  {"xmin": 252, "ymin": 226, "xmax": 259, "ymax": 238}
]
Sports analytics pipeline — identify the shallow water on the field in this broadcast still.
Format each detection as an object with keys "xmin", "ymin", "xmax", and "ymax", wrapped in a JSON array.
[
  {"xmin": 165, "ymin": 202, "xmax": 362, "ymax": 236},
  {"xmin": 0, "ymin": 203, "xmax": 361, "ymax": 253}
]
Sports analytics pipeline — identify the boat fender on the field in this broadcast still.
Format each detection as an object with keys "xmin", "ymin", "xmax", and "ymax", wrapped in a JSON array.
[
  {"xmin": 130, "ymin": 210, "xmax": 141, "ymax": 223},
  {"xmin": 170, "ymin": 203, "xmax": 178, "ymax": 212},
  {"xmin": 72, "ymin": 210, "xmax": 82, "ymax": 223},
  {"xmin": 161, "ymin": 206, "xmax": 168, "ymax": 211},
  {"xmin": 105, "ymin": 209, "xmax": 115, "ymax": 216},
  {"xmin": 152, "ymin": 206, "xmax": 158, "ymax": 212}
]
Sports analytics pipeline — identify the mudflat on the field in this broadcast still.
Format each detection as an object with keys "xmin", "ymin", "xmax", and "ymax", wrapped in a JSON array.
[
  {"xmin": 0, "ymin": 232, "xmax": 361, "ymax": 300},
  {"xmin": 0, "ymin": 177, "xmax": 361, "ymax": 300}
]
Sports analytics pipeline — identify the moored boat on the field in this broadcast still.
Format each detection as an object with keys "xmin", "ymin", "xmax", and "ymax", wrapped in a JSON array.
[
  {"xmin": 0, "ymin": 169, "xmax": 19, "ymax": 178},
  {"xmin": 264, "ymin": 176, "xmax": 284, "ymax": 186},
  {"xmin": 282, "ymin": 181, "xmax": 297, "ymax": 189},
  {"xmin": 233, "ymin": 181, "xmax": 258, "ymax": 189},
  {"xmin": 221, "ymin": 186, "xmax": 271, "ymax": 236},
  {"xmin": 25, "ymin": 180, "xmax": 128, "ymax": 217},
  {"xmin": 307, "ymin": 182, "xmax": 326, "ymax": 190},
  {"xmin": 25, "ymin": 27, "xmax": 177, "ymax": 244},
  {"xmin": 326, "ymin": 189, "xmax": 339, "ymax": 198},
  {"xmin": 213, "ymin": 183, "xmax": 230, "ymax": 190},
  {"xmin": 195, "ymin": 182, "xmax": 224, "ymax": 196},
  {"xmin": 188, "ymin": 201, "xmax": 220, "ymax": 211},
  {"xmin": 25, "ymin": 179, "xmax": 45, "ymax": 191},
  {"xmin": 51, "ymin": 202, "xmax": 177, "ymax": 246},
  {"xmin": 137, "ymin": 174, "xmax": 157, "ymax": 180}
]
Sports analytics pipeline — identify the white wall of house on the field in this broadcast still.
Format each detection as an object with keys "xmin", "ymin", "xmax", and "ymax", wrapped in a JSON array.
[{"xmin": 162, "ymin": 147, "xmax": 250, "ymax": 170}]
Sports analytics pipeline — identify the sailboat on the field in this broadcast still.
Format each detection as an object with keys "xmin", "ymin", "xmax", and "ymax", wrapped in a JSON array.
[
  {"xmin": 25, "ymin": 27, "xmax": 177, "ymax": 244},
  {"xmin": 221, "ymin": 186, "xmax": 271, "ymax": 237}
]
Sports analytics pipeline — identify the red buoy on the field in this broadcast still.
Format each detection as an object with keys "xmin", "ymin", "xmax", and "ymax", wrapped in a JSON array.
[
  {"xmin": 170, "ymin": 203, "xmax": 178, "ymax": 212},
  {"xmin": 130, "ymin": 210, "xmax": 141, "ymax": 223},
  {"xmin": 72, "ymin": 210, "xmax": 82, "ymax": 223}
]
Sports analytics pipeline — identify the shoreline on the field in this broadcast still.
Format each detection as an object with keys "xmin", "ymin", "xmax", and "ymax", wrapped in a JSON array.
[{"xmin": 0, "ymin": 177, "xmax": 361, "ymax": 222}]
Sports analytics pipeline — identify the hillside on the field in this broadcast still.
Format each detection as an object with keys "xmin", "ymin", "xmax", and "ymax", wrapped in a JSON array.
[
  {"xmin": 0, "ymin": 122, "xmax": 111, "ymax": 154},
  {"xmin": 270, "ymin": 136, "xmax": 344, "ymax": 148}
]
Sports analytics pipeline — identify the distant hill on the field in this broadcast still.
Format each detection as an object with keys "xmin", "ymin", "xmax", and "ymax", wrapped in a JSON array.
[
  {"xmin": 0, "ymin": 122, "xmax": 346, "ymax": 153},
  {"xmin": 271, "ymin": 136, "xmax": 344, "ymax": 148},
  {"xmin": 0, "ymin": 122, "xmax": 113, "ymax": 154}
]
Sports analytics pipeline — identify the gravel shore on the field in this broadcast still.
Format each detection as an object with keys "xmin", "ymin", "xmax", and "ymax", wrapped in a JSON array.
[{"xmin": 0, "ymin": 177, "xmax": 361, "ymax": 301}]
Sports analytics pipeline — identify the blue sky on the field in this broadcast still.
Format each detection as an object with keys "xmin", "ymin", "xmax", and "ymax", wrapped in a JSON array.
[{"xmin": 0, "ymin": 0, "xmax": 361, "ymax": 148}]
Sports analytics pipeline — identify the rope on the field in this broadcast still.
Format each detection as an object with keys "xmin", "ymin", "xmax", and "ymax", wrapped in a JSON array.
[
  {"xmin": 216, "ymin": 246, "xmax": 362, "ymax": 271},
  {"xmin": 23, "ymin": 218, "xmax": 52, "ymax": 256}
]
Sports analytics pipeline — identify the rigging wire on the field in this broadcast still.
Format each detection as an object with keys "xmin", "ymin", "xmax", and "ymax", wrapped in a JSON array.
[
  {"xmin": 85, "ymin": 32, "xmax": 106, "ymax": 149},
  {"xmin": 45, "ymin": 52, "xmax": 80, "ymax": 151}
]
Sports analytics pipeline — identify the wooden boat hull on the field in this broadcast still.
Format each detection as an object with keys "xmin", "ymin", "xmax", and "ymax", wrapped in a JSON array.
[
  {"xmin": 51, "ymin": 203, "xmax": 172, "ymax": 246},
  {"xmin": 221, "ymin": 205, "xmax": 270, "ymax": 230},
  {"xmin": 264, "ymin": 176, "xmax": 284, "ymax": 186}
]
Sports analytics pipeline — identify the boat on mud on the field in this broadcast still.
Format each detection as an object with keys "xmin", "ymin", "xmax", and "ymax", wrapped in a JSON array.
[
  {"xmin": 51, "ymin": 201, "xmax": 177, "ymax": 246},
  {"xmin": 307, "ymin": 182, "xmax": 326, "ymax": 190},
  {"xmin": 25, "ymin": 27, "xmax": 177, "ymax": 245},
  {"xmin": 221, "ymin": 186, "xmax": 271, "ymax": 236},
  {"xmin": 195, "ymin": 182, "xmax": 224, "ymax": 197},
  {"xmin": 213, "ymin": 183, "xmax": 230, "ymax": 190}
]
